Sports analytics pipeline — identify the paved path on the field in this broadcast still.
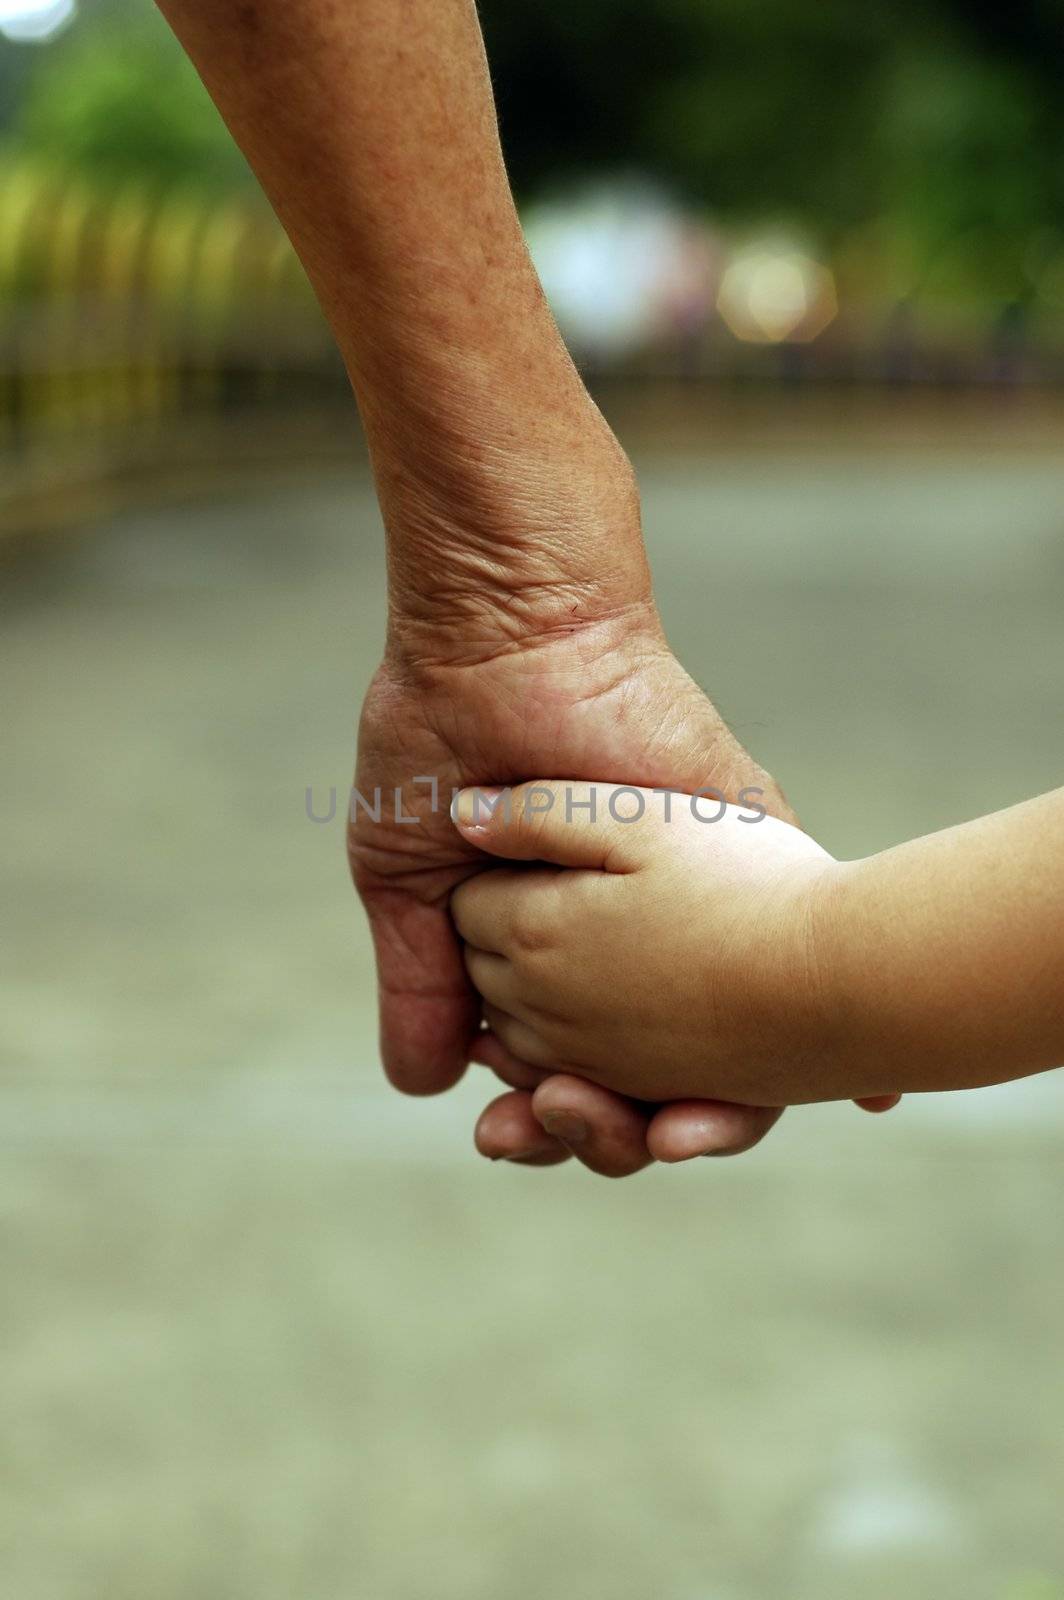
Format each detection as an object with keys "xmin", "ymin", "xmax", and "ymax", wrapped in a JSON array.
[{"xmin": 3, "ymin": 431, "xmax": 1063, "ymax": 1599}]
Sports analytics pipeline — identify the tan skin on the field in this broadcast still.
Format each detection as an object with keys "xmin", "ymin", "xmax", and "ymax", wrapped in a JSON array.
[
  {"xmin": 454, "ymin": 781, "xmax": 1064, "ymax": 1110},
  {"xmin": 156, "ymin": 0, "xmax": 891, "ymax": 1171}
]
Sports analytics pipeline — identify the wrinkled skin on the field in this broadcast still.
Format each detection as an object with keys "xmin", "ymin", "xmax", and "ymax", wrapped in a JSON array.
[{"xmin": 349, "ymin": 598, "xmax": 800, "ymax": 1175}]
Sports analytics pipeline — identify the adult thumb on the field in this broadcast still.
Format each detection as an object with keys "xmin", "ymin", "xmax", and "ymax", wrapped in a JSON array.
[{"xmin": 452, "ymin": 780, "xmax": 643, "ymax": 871}]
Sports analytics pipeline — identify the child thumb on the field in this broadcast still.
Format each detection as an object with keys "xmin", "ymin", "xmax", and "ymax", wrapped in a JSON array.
[{"xmin": 452, "ymin": 781, "xmax": 641, "ymax": 871}]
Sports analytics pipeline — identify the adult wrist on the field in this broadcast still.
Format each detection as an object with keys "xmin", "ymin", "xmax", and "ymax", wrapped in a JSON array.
[
  {"xmin": 384, "ymin": 589, "xmax": 664, "ymax": 682},
  {"xmin": 377, "ymin": 443, "xmax": 658, "ymax": 668}
]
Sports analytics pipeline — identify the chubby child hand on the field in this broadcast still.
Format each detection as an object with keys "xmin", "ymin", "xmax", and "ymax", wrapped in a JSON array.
[{"xmin": 451, "ymin": 780, "xmax": 898, "ymax": 1112}]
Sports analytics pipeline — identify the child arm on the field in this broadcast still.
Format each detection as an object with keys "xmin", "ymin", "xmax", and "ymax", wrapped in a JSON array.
[
  {"xmin": 820, "ymin": 787, "xmax": 1064, "ymax": 1096},
  {"xmin": 452, "ymin": 782, "xmax": 1064, "ymax": 1108}
]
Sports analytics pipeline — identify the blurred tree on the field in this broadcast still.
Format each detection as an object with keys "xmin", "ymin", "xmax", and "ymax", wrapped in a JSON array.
[
  {"xmin": 3, "ymin": 0, "xmax": 1064, "ymax": 307},
  {"xmin": 480, "ymin": 0, "xmax": 1064, "ymax": 306},
  {"xmin": 482, "ymin": 0, "xmax": 896, "ymax": 222},
  {"xmin": 7, "ymin": 0, "xmax": 251, "ymax": 190},
  {"xmin": 877, "ymin": 48, "xmax": 1046, "ymax": 305},
  {"xmin": 0, "ymin": 36, "xmax": 32, "ymax": 135}
]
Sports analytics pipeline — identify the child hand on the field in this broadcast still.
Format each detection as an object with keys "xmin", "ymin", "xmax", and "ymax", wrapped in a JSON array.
[{"xmin": 451, "ymin": 780, "xmax": 856, "ymax": 1109}]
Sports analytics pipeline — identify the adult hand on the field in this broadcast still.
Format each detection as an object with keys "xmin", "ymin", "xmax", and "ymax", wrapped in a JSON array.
[
  {"xmin": 349, "ymin": 474, "xmax": 799, "ymax": 1176},
  {"xmin": 154, "ymin": 0, "xmax": 876, "ymax": 1170}
]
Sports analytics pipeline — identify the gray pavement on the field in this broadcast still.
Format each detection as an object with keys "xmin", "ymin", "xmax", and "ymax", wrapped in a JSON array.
[{"xmin": 3, "ymin": 408, "xmax": 1064, "ymax": 1599}]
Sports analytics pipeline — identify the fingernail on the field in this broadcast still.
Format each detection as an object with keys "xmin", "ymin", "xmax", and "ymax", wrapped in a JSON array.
[
  {"xmin": 453, "ymin": 786, "xmax": 502, "ymax": 829},
  {"xmin": 539, "ymin": 1111, "xmax": 588, "ymax": 1146}
]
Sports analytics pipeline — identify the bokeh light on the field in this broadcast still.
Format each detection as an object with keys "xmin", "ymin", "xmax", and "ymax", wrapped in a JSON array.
[
  {"xmin": 523, "ymin": 182, "xmax": 716, "ymax": 362},
  {"xmin": 0, "ymin": 0, "xmax": 76, "ymax": 43},
  {"xmin": 717, "ymin": 241, "xmax": 838, "ymax": 344}
]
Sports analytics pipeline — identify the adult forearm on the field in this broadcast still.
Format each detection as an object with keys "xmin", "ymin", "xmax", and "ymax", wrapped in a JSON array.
[{"xmin": 155, "ymin": 0, "xmax": 642, "ymax": 634}]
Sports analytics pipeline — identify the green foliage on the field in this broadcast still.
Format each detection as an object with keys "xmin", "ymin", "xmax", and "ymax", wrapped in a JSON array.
[
  {"xmin": 877, "ymin": 50, "xmax": 1046, "ymax": 294},
  {"xmin": 638, "ymin": 0, "xmax": 892, "ymax": 228},
  {"xmin": 9, "ymin": 4, "xmax": 251, "ymax": 191},
  {"xmin": 478, "ymin": 0, "xmax": 1064, "ymax": 304},
  {"xmin": 4, "ymin": 0, "xmax": 1064, "ymax": 304}
]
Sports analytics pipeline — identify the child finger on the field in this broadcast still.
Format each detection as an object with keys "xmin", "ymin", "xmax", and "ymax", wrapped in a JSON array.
[
  {"xmin": 481, "ymin": 1003, "xmax": 558, "ymax": 1069},
  {"xmin": 469, "ymin": 1028, "xmax": 549, "ymax": 1091},
  {"xmin": 462, "ymin": 945, "xmax": 525, "ymax": 1016},
  {"xmin": 450, "ymin": 868, "xmax": 527, "ymax": 953},
  {"xmin": 454, "ymin": 781, "xmax": 644, "ymax": 872}
]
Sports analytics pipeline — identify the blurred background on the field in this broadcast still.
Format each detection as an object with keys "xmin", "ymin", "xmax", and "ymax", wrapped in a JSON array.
[{"xmin": 3, "ymin": 2, "xmax": 1064, "ymax": 1597}]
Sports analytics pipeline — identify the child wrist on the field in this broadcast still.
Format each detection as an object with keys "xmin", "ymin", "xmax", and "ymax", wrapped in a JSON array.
[
  {"xmin": 804, "ymin": 857, "xmax": 902, "ymax": 1099},
  {"xmin": 797, "ymin": 859, "xmax": 871, "ymax": 1091}
]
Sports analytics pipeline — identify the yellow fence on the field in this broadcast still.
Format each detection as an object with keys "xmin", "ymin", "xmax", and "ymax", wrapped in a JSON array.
[{"xmin": 0, "ymin": 158, "xmax": 340, "ymax": 460}]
